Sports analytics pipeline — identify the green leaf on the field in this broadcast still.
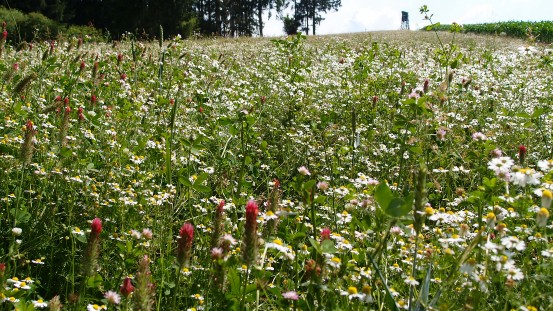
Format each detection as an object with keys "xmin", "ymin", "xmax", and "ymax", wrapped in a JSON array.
[
  {"xmin": 375, "ymin": 182, "xmax": 393, "ymax": 210},
  {"xmin": 228, "ymin": 269, "xmax": 241, "ymax": 295},
  {"xmin": 415, "ymin": 264, "xmax": 432, "ymax": 311},
  {"xmin": 450, "ymin": 59, "xmax": 459, "ymax": 69},
  {"xmin": 321, "ymin": 239, "xmax": 337, "ymax": 254},
  {"xmin": 0, "ymin": 143, "xmax": 16, "ymax": 156},
  {"xmin": 193, "ymin": 184, "xmax": 211, "ymax": 193},
  {"xmin": 229, "ymin": 125, "xmax": 239, "ymax": 136},
  {"xmin": 86, "ymin": 274, "xmax": 103, "ymax": 288},
  {"xmin": 10, "ymin": 208, "xmax": 31, "ymax": 224},
  {"xmin": 483, "ymin": 177, "xmax": 497, "ymax": 189},
  {"xmin": 410, "ymin": 146, "xmax": 423, "ymax": 155},
  {"xmin": 303, "ymin": 179, "xmax": 317, "ymax": 191},
  {"xmin": 313, "ymin": 195, "xmax": 327, "ymax": 204},
  {"xmin": 246, "ymin": 115, "xmax": 256, "ymax": 126},
  {"xmin": 14, "ymin": 301, "xmax": 35, "ymax": 311},
  {"xmin": 291, "ymin": 232, "xmax": 306, "ymax": 242},
  {"xmin": 13, "ymin": 101, "xmax": 23, "ymax": 116},
  {"xmin": 74, "ymin": 233, "xmax": 87, "ymax": 244},
  {"xmin": 217, "ymin": 117, "xmax": 234, "ymax": 126},
  {"xmin": 308, "ymin": 238, "xmax": 322, "ymax": 254},
  {"xmin": 178, "ymin": 176, "xmax": 193, "ymax": 188},
  {"xmin": 194, "ymin": 172, "xmax": 209, "ymax": 185},
  {"xmin": 60, "ymin": 147, "xmax": 72, "ymax": 158},
  {"xmin": 531, "ymin": 107, "xmax": 546, "ymax": 118},
  {"xmin": 386, "ymin": 192, "xmax": 415, "ymax": 218}
]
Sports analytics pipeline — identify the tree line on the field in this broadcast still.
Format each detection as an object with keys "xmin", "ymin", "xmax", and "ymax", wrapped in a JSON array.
[{"xmin": 2, "ymin": 0, "xmax": 341, "ymax": 38}]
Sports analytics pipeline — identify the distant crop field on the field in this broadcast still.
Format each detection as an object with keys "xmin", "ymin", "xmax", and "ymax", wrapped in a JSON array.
[
  {"xmin": 423, "ymin": 20, "xmax": 553, "ymax": 43},
  {"xmin": 1, "ymin": 27, "xmax": 553, "ymax": 310}
]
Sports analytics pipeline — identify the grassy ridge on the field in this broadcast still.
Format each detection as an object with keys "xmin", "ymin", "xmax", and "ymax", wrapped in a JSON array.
[{"xmin": 423, "ymin": 21, "xmax": 553, "ymax": 43}]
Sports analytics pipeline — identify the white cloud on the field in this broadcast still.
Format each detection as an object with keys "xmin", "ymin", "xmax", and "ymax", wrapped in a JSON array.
[
  {"xmin": 457, "ymin": 4, "xmax": 495, "ymax": 25},
  {"xmin": 319, "ymin": 5, "xmax": 400, "ymax": 34},
  {"xmin": 262, "ymin": 0, "xmax": 553, "ymax": 37}
]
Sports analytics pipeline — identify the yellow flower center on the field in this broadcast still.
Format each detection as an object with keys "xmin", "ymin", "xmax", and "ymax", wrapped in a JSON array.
[{"xmin": 348, "ymin": 286, "xmax": 358, "ymax": 295}]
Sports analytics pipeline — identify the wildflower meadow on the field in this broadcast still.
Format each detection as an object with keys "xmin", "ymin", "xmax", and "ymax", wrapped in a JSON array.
[{"xmin": 2, "ymin": 9, "xmax": 553, "ymax": 311}]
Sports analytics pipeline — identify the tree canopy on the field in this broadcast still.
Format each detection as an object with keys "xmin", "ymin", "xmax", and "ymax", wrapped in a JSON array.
[{"xmin": 1, "ymin": 0, "xmax": 341, "ymax": 38}]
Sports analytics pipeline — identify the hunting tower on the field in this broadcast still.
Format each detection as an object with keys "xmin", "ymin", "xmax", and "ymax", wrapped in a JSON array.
[{"xmin": 401, "ymin": 11, "xmax": 410, "ymax": 30}]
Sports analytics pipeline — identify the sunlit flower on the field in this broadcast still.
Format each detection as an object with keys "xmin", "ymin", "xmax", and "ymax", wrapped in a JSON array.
[
  {"xmin": 538, "ymin": 159, "xmax": 553, "ymax": 172},
  {"xmin": 404, "ymin": 276, "xmax": 419, "ymax": 286},
  {"xmin": 72, "ymin": 227, "xmax": 85, "ymax": 235},
  {"xmin": 3, "ymin": 296, "xmax": 19, "ymax": 303},
  {"xmin": 104, "ymin": 290, "xmax": 121, "ymax": 304},
  {"xmin": 518, "ymin": 45, "xmax": 537, "ymax": 55},
  {"xmin": 32, "ymin": 258, "xmax": 45, "ymax": 265},
  {"xmin": 298, "ymin": 166, "xmax": 311, "ymax": 176},
  {"xmin": 87, "ymin": 304, "xmax": 107, "ymax": 311},
  {"xmin": 282, "ymin": 291, "xmax": 299, "ymax": 300},
  {"xmin": 142, "ymin": 228, "xmax": 153, "ymax": 240},
  {"xmin": 512, "ymin": 168, "xmax": 542, "ymax": 187},
  {"xmin": 327, "ymin": 257, "xmax": 341, "ymax": 269},
  {"xmin": 436, "ymin": 128, "xmax": 446, "ymax": 141},
  {"xmin": 542, "ymin": 189, "xmax": 552, "ymax": 209},
  {"xmin": 501, "ymin": 236, "xmax": 526, "ymax": 251},
  {"xmin": 32, "ymin": 299, "xmax": 48, "ymax": 308},
  {"xmin": 472, "ymin": 132, "xmax": 487, "ymax": 141},
  {"xmin": 486, "ymin": 212, "xmax": 496, "ymax": 228},
  {"xmin": 536, "ymin": 207, "xmax": 550, "ymax": 227},
  {"xmin": 488, "ymin": 157, "xmax": 514, "ymax": 173}
]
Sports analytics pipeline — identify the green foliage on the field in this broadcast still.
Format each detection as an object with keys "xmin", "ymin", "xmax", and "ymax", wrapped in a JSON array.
[
  {"xmin": 60, "ymin": 25, "xmax": 105, "ymax": 42},
  {"xmin": 422, "ymin": 20, "xmax": 553, "ymax": 43},
  {"xmin": 374, "ymin": 182, "xmax": 414, "ymax": 218},
  {"xmin": 0, "ymin": 6, "xmax": 105, "ymax": 43},
  {"xmin": 282, "ymin": 15, "xmax": 301, "ymax": 35}
]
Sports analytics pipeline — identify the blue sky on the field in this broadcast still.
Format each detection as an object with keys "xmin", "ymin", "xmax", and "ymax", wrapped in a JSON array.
[{"xmin": 263, "ymin": 0, "xmax": 553, "ymax": 36}]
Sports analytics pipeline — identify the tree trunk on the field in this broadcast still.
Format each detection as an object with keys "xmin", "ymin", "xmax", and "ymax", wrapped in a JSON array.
[
  {"xmin": 215, "ymin": 0, "xmax": 222, "ymax": 35},
  {"xmin": 311, "ymin": 2, "xmax": 316, "ymax": 35},
  {"xmin": 257, "ymin": 1, "xmax": 263, "ymax": 37}
]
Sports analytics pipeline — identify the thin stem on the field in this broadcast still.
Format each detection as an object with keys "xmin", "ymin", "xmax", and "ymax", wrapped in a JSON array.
[
  {"xmin": 239, "ymin": 266, "xmax": 250, "ymax": 311},
  {"xmin": 408, "ymin": 234, "xmax": 420, "ymax": 311}
]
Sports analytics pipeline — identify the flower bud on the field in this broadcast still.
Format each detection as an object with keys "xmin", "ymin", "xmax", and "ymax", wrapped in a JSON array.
[
  {"xmin": 542, "ymin": 189, "xmax": 552, "ymax": 209},
  {"xmin": 518, "ymin": 145, "xmax": 527, "ymax": 165},
  {"xmin": 91, "ymin": 218, "xmax": 102, "ymax": 237},
  {"xmin": 120, "ymin": 277, "xmax": 134, "ymax": 297},
  {"xmin": 320, "ymin": 228, "xmax": 331, "ymax": 241}
]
